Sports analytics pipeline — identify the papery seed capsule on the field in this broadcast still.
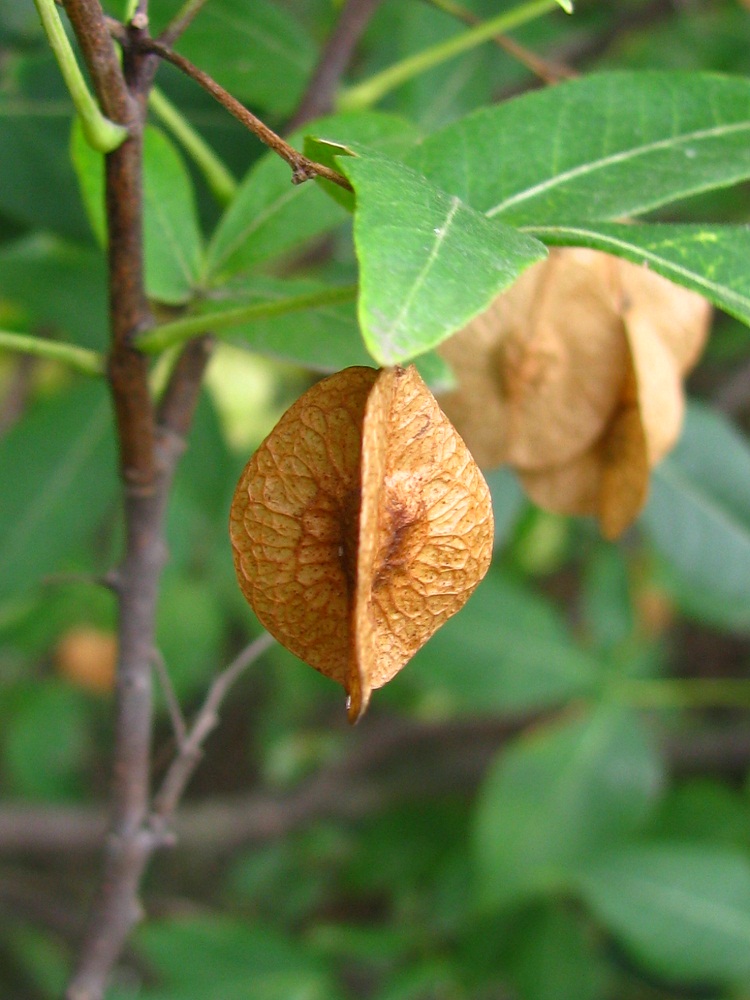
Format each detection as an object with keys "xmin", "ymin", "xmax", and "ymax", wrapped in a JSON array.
[{"xmin": 229, "ymin": 365, "xmax": 493, "ymax": 722}]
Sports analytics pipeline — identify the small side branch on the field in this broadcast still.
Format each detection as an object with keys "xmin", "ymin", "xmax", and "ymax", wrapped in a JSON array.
[
  {"xmin": 136, "ymin": 37, "xmax": 353, "ymax": 191},
  {"xmin": 67, "ymin": 333, "xmax": 214, "ymax": 1000},
  {"xmin": 158, "ymin": 0, "xmax": 209, "ymax": 46},
  {"xmin": 427, "ymin": 0, "xmax": 575, "ymax": 83},
  {"xmin": 150, "ymin": 633, "xmax": 275, "ymax": 832},
  {"xmin": 289, "ymin": 0, "xmax": 386, "ymax": 129}
]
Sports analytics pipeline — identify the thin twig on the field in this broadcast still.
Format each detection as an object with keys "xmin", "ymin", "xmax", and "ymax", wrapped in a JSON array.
[
  {"xmin": 151, "ymin": 650, "xmax": 187, "ymax": 746},
  {"xmin": 491, "ymin": 30, "xmax": 576, "ymax": 83},
  {"xmin": 155, "ymin": 334, "xmax": 214, "ymax": 443},
  {"xmin": 288, "ymin": 0, "xmax": 385, "ymax": 130},
  {"xmin": 41, "ymin": 571, "xmax": 120, "ymax": 593},
  {"xmin": 713, "ymin": 357, "xmax": 750, "ymax": 418},
  {"xmin": 426, "ymin": 0, "xmax": 575, "ymax": 84},
  {"xmin": 150, "ymin": 633, "xmax": 276, "ymax": 831},
  {"xmin": 0, "ymin": 354, "xmax": 35, "ymax": 435},
  {"xmin": 135, "ymin": 36, "xmax": 353, "ymax": 190},
  {"xmin": 158, "ymin": 0, "xmax": 209, "ymax": 46}
]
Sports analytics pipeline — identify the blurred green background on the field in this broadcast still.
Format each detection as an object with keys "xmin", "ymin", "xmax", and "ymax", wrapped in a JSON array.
[{"xmin": 2, "ymin": 1, "xmax": 750, "ymax": 998}]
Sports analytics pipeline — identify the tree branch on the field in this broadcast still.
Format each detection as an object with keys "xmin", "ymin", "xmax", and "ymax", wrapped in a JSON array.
[
  {"xmin": 60, "ymin": 5, "xmax": 215, "ymax": 999},
  {"xmin": 65, "ymin": 0, "xmax": 155, "ymax": 486},
  {"xmin": 158, "ymin": 0, "xmax": 209, "ymax": 46},
  {"xmin": 288, "ymin": 0, "xmax": 385, "ymax": 130},
  {"xmin": 426, "ymin": 0, "xmax": 575, "ymax": 84},
  {"xmin": 149, "ymin": 633, "xmax": 275, "ymax": 835},
  {"xmin": 135, "ymin": 36, "xmax": 353, "ymax": 190},
  {"xmin": 65, "ymin": 331, "xmax": 214, "ymax": 997},
  {"xmin": 6, "ymin": 716, "xmax": 750, "ymax": 859},
  {"xmin": 62, "ymin": 0, "xmax": 132, "ymax": 125}
]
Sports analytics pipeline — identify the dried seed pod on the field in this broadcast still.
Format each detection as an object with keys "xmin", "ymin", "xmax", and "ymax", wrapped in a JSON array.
[
  {"xmin": 230, "ymin": 365, "xmax": 494, "ymax": 722},
  {"xmin": 438, "ymin": 248, "xmax": 711, "ymax": 536}
]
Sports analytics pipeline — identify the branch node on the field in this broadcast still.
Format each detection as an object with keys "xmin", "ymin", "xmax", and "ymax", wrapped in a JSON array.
[
  {"xmin": 291, "ymin": 161, "xmax": 316, "ymax": 185},
  {"xmin": 102, "ymin": 569, "xmax": 122, "ymax": 593}
]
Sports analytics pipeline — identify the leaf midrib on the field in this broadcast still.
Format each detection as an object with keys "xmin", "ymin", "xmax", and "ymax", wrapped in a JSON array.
[
  {"xmin": 598, "ymin": 866, "xmax": 750, "ymax": 949},
  {"xmin": 654, "ymin": 460, "xmax": 750, "ymax": 557},
  {"xmin": 487, "ymin": 120, "xmax": 750, "ymax": 218}
]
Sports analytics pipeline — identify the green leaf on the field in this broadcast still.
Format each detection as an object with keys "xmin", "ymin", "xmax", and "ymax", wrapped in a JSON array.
[
  {"xmin": 171, "ymin": 389, "xmax": 236, "ymax": 520},
  {"xmin": 0, "ymin": 234, "xmax": 107, "ymax": 349},
  {"xmin": 641, "ymin": 402, "xmax": 750, "ymax": 628},
  {"xmin": 0, "ymin": 66, "xmax": 91, "ymax": 241},
  {"xmin": 527, "ymin": 222, "xmax": 750, "ymax": 328},
  {"xmin": 503, "ymin": 905, "xmax": 604, "ymax": 1000},
  {"xmin": 580, "ymin": 543, "xmax": 634, "ymax": 651},
  {"xmin": 176, "ymin": 0, "xmax": 316, "ymax": 117},
  {"xmin": 374, "ymin": 963, "xmax": 459, "ymax": 1000},
  {"xmin": 339, "ymin": 153, "xmax": 546, "ymax": 365},
  {"xmin": 204, "ymin": 153, "xmax": 343, "ymax": 284},
  {"xmin": 4, "ymin": 682, "xmax": 92, "ymax": 799},
  {"xmin": 474, "ymin": 705, "xmax": 664, "ymax": 911},
  {"xmin": 355, "ymin": 2, "xmax": 497, "ymax": 131},
  {"xmin": 72, "ymin": 123, "xmax": 204, "ymax": 304},
  {"xmin": 0, "ymin": 382, "xmax": 117, "ymax": 606},
  {"xmin": 577, "ymin": 844, "xmax": 750, "ymax": 984},
  {"xmin": 483, "ymin": 467, "xmax": 525, "ymax": 548},
  {"xmin": 5, "ymin": 924, "xmax": 69, "ymax": 1000},
  {"xmin": 156, "ymin": 574, "xmax": 224, "ymax": 702},
  {"xmin": 408, "ymin": 571, "xmax": 599, "ymax": 713},
  {"xmin": 205, "ymin": 112, "xmax": 418, "ymax": 283},
  {"xmin": 196, "ymin": 284, "xmax": 359, "ymax": 367},
  {"xmin": 645, "ymin": 779, "xmax": 750, "ymax": 851},
  {"xmin": 70, "ymin": 118, "xmax": 106, "ymax": 245},
  {"xmin": 406, "ymin": 71, "xmax": 750, "ymax": 224},
  {"xmin": 142, "ymin": 127, "xmax": 204, "ymax": 303},
  {"xmin": 118, "ymin": 916, "xmax": 340, "ymax": 1000}
]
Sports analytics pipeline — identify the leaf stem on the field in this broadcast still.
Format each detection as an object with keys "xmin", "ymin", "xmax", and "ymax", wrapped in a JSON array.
[
  {"xmin": 136, "ymin": 284, "xmax": 358, "ymax": 353},
  {"xmin": 337, "ymin": 0, "xmax": 565, "ymax": 111},
  {"xmin": 34, "ymin": 0, "xmax": 128, "ymax": 152},
  {"xmin": 0, "ymin": 330, "xmax": 104, "ymax": 376},
  {"xmin": 617, "ymin": 678, "xmax": 750, "ymax": 710},
  {"xmin": 148, "ymin": 86, "xmax": 237, "ymax": 204}
]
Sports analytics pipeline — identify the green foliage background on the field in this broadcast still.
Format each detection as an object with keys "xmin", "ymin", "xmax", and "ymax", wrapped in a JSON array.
[{"xmin": 2, "ymin": 1, "xmax": 750, "ymax": 998}]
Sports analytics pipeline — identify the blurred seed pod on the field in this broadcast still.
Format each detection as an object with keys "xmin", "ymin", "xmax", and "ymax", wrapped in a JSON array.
[
  {"xmin": 230, "ymin": 365, "xmax": 494, "ymax": 722},
  {"xmin": 438, "ymin": 248, "xmax": 711, "ymax": 538},
  {"xmin": 55, "ymin": 627, "xmax": 117, "ymax": 695}
]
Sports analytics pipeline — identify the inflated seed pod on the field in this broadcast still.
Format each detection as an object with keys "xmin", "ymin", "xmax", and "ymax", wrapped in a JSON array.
[{"xmin": 229, "ymin": 365, "xmax": 493, "ymax": 722}]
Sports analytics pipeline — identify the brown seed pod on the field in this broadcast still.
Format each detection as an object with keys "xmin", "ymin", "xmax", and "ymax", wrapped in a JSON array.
[
  {"xmin": 55, "ymin": 627, "xmax": 117, "ymax": 695},
  {"xmin": 229, "ymin": 365, "xmax": 494, "ymax": 722},
  {"xmin": 438, "ymin": 248, "xmax": 711, "ymax": 537}
]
